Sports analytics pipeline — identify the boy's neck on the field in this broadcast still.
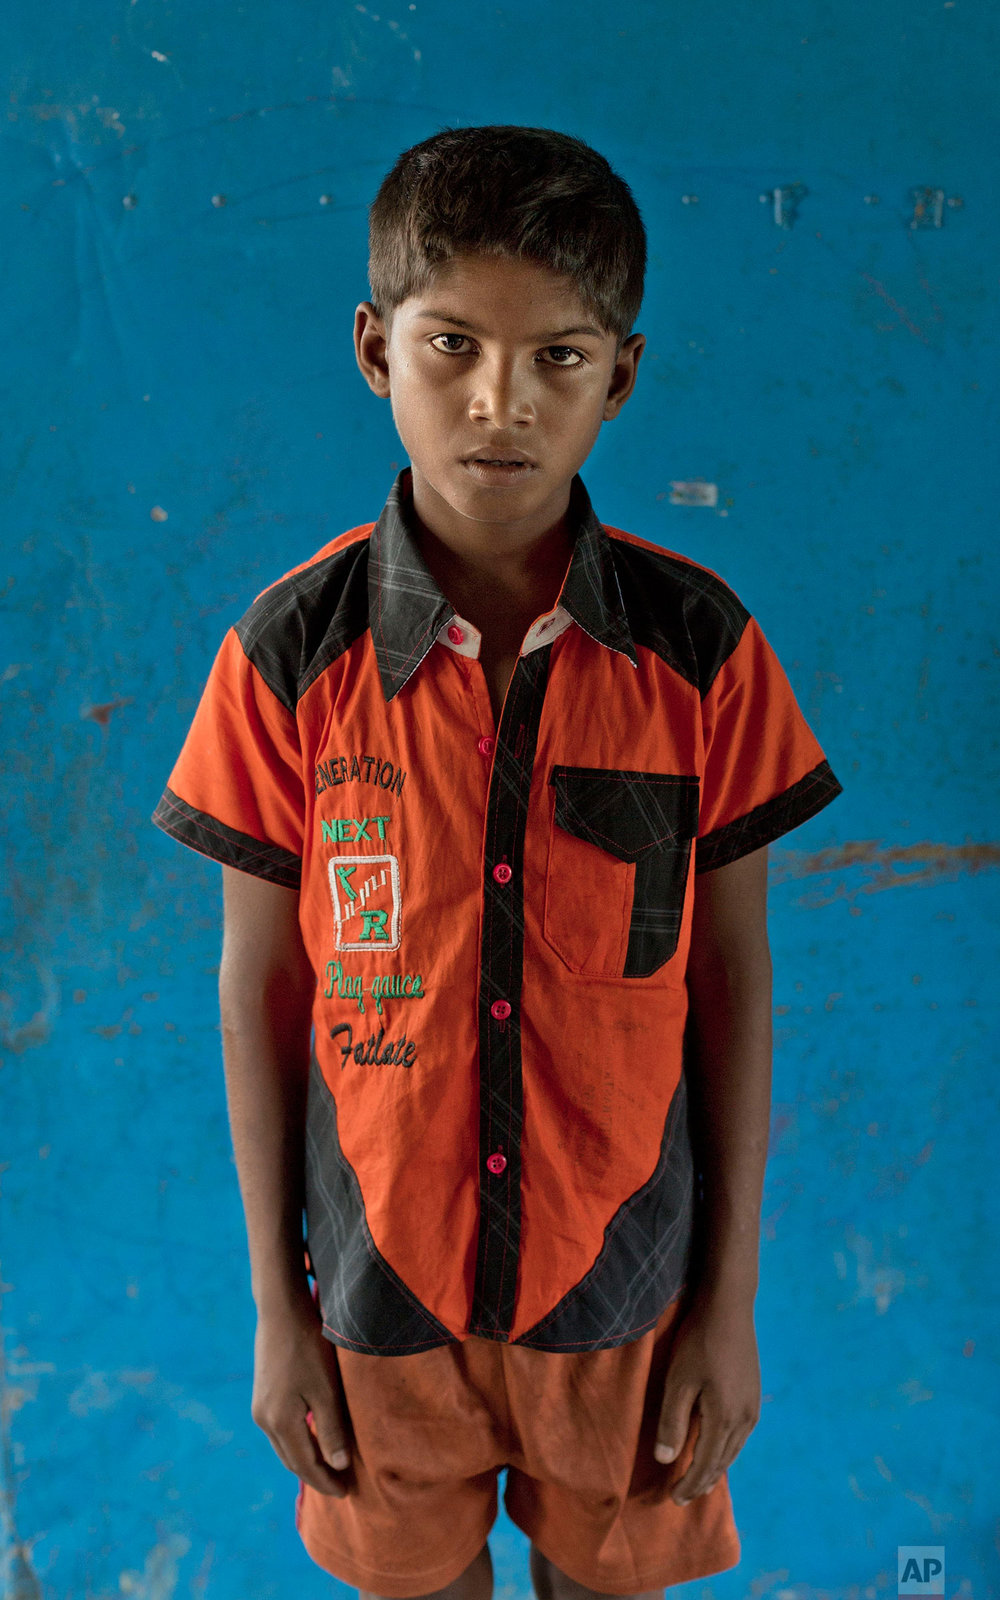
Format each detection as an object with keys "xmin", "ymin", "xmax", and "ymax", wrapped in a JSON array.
[{"xmin": 407, "ymin": 467, "xmax": 576, "ymax": 626}]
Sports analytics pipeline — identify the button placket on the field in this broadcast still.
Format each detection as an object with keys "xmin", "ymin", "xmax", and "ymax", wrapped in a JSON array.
[{"xmin": 471, "ymin": 642, "xmax": 552, "ymax": 1339}]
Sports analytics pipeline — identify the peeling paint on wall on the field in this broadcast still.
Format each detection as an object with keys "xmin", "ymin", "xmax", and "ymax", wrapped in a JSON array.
[
  {"xmin": 81, "ymin": 695, "xmax": 133, "ymax": 725},
  {"xmin": 770, "ymin": 839, "xmax": 1000, "ymax": 903},
  {"xmin": 0, "ymin": 1283, "xmax": 43, "ymax": 1600}
]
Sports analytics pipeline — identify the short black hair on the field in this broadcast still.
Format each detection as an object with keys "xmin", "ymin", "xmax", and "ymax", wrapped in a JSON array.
[{"xmin": 367, "ymin": 124, "xmax": 646, "ymax": 352}]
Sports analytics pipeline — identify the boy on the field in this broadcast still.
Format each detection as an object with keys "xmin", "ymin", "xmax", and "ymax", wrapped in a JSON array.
[{"xmin": 153, "ymin": 125, "xmax": 841, "ymax": 1599}]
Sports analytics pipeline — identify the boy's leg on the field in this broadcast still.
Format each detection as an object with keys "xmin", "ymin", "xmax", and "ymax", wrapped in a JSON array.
[
  {"xmin": 529, "ymin": 1544, "xmax": 664, "ymax": 1600},
  {"xmin": 359, "ymin": 1541, "xmax": 493, "ymax": 1600}
]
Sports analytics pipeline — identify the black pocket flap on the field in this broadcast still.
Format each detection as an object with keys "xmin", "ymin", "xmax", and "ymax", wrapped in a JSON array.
[{"xmin": 550, "ymin": 768, "xmax": 700, "ymax": 863}]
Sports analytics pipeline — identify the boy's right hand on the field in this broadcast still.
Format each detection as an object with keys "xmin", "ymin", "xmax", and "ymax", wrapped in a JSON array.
[{"xmin": 251, "ymin": 1292, "xmax": 353, "ymax": 1496}]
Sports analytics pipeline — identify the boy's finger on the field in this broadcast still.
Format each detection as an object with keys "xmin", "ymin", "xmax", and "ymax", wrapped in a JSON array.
[
  {"xmin": 670, "ymin": 1417, "xmax": 729, "ymax": 1505},
  {"xmin": 308, "ymin": 1400, "xmax": 352, "ymax": 1471},
  {"xmin": 274, "ymin": 1421, "xmax": 348, "ymax": 1497},
  {"xmin": 653, "ymin": 1387, "xmax": 696, "ymax": 1463}
]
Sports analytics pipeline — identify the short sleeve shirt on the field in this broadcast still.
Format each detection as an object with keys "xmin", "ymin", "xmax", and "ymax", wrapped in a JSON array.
[{"xmin": 153, "ymin": 467, "xmax": 841, "ymax": 1355}]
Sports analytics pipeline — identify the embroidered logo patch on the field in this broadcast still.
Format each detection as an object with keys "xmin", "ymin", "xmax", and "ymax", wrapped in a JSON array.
[{"xmin": 328, "ymin": 854, "xmax": 401, "ymax": 950}]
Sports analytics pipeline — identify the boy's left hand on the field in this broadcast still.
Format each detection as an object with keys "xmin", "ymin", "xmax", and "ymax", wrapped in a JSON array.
[{"xmin": 652, "ymin": 1291, "xmax": 761, "ymax": 1505}]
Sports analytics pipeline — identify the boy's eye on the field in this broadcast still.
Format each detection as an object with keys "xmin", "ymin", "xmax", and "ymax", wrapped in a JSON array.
[
  {"xmin": 431, "ymin": 334, "xmax": 471, "ymax": 354},
  {"xmin": 545, "ymin": 346, "xmax": 584, "ymax": 367},
  {"xmin": 429, "ymin": 334, "xmax": 584, "ymax": 367}
]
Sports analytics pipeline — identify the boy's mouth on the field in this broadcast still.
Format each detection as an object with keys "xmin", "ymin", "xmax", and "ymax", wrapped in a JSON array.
[{"xmin": 463, "ymin": 450, "xmax": 537, "ymax": 483}]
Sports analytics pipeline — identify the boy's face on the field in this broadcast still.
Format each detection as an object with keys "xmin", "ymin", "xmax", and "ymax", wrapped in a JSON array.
[{"xmin": 354, "ymin": 252, "xmax": 644, "ymax": 550}]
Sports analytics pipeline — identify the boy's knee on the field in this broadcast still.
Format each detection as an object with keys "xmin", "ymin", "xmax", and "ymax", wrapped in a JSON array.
[{"xmin": 529, "ymin": 1543, "xmax": 665, "ymax": 1600}]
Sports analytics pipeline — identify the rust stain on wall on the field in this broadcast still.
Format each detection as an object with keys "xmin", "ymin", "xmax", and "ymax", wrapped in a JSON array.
[
  {"xmin": 82, "ymin": 695, "xmax": 133, "ymax": 726},
  {"xmin": 770, "ymin": 840, "xmax": 1000, "ymax": 905}
]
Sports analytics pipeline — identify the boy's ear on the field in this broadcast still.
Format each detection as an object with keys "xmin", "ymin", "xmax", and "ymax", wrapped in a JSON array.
[
  {"xmin": 354, "ymin": 302, "xmax": 392, "ymax": 398},
  {"xmin": 602, "ymin": 331, "xmax": 645, "ymax": 422}
]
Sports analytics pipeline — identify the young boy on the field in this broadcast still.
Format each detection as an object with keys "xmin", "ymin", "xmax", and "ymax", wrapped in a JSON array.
[{"xmin": 153, "ymin": 125, "xmax": 841, "ymax": 1600}]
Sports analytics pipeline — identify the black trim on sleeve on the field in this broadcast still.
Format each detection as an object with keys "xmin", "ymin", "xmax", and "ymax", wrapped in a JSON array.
[
  {"xmin": 695, "ymin": 759, "xmax": 843, "ymax": 873},
  {"xmin": 151, "ymin": 786, "xmax": 302, "ymax": 888}
]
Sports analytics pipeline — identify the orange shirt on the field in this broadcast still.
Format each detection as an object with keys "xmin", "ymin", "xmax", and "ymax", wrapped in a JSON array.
[{"xmin": 153, "ymin": 467, "xmax": 841, "ymax": 1355}]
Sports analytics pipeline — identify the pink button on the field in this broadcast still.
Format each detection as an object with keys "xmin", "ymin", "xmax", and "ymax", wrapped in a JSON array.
[
  {"xmin": 447, "ymin": 624, "xmax": 465, "ymax": 645},
  {"xmin": 477, "ymin": 735, "xmax": 495, "ymax": 757},
  {"xmin": 486, "ymin": 1152, "xmax": 507, "ymax": 1175},
  {"xmin": 490, "ymin": 999, "xmax": 511, "ymax": 1022},
  {"xmin": 492, "ymin": 862, "xmax": 513, "ymax": 884}
]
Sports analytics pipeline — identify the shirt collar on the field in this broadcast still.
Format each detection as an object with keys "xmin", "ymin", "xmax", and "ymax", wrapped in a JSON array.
[{"xmin": 368, "ymin": 467, "xmax": 637, "ymax": 702}]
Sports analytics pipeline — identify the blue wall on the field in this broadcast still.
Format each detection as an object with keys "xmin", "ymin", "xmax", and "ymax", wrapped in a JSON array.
[{"xmin": 2, "ymin": 2, "xmax": 997, "ymax": 1596}]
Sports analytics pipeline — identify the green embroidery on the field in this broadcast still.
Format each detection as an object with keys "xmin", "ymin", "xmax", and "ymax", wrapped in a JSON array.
[
  {"xmin": 323, "ymin": 959, "xmax": 365, "ymax": 1013},
  {"xmin": 321, "ymin": 816, "xmax": 391, "ymax": 843},
  {"xmin": 323, "ymin": 966, "xmax": 427, "ymax": 1016},
  {"xmin": 335, "ymin": 863, "xmax": 358, "ymax": 902},
  {"xmin": 370, "ymin": 972, "xmax": 425, "ymax": 1014},
  {"xmin": 360, "ymin": 908, "xmax": 390, "ymax": 941}
]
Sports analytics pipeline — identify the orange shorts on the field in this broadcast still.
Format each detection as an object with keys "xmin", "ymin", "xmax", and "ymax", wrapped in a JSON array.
[{"xmin": 296, "ymin": 1290, "xmax": 741, "ymax": 1597}]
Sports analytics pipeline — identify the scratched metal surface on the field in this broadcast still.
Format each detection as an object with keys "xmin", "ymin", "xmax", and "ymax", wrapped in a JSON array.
[{"xmin": 2, "ymin": 1, "xmax": 998, "ymax": 1596}]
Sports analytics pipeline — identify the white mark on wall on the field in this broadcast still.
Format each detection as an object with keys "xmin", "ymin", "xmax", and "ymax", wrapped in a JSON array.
[
  {"xmin": 353, "ymin": 4, "xmax": 421, "ymax": 61},
  {"xmin": 66, "ymin": 1368, "xmax": 232, "ymax": 1445},
  {"xmin": 669, "ymin": 480, "xmax": 718, "ymax": 507},
  {"xmin": 118, "ymin": 1534, "xmax": 191, "ymax": 1600},
  {"xmin": 68, "ymin": 1371, "xmax": 120, "ymax": 1415},
  {"xmin": 1, "ymin": 1279, "xmax": 45, "ymax": 1600},
  {"xmin": 838, "ymin": 1227, "xmax": 918, "ymax": 1314}
]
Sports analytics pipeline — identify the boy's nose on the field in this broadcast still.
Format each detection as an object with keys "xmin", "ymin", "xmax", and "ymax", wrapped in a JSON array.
[{"xmin": 468, "ymin": 358, "xmax": 534, "ymax": 426}]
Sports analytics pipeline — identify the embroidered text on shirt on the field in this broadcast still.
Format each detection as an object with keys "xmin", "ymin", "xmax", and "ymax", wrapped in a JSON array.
[
  {"xmin": 321, "ymin": 816, "xmax": 391, "ymax": 843},
  {"xmin": 330, "ymin": 1021, "xmax": 418, "ymax": 1070},
  {"xmin": 323, "ymin": 959, "xmax": 426, "ymax": 1014},
  {"xmin": 315, "ymin": 754, "xmax": 407, "ymax": 796}
]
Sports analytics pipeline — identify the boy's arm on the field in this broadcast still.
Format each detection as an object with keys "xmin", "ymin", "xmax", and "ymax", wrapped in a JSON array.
[
  {"xmin": 652, "ymin": 844, "xmax": 771, "ymax": 1505},
  {"xmin": 685, "ymin": 841, "xmax": 773, "ymax": 1306},
  {"xmin": 219, "ymin": 865, "xmax": 351, "ymax": 1496}
]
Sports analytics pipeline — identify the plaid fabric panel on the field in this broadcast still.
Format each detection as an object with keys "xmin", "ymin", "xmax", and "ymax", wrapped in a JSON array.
[
  {"xmin": 514, "ymin": 1064, "xmax": 696, "ymax": 1351},
  {"xmin": 234, "ymin": 536, "xmax": 371, "ymax": 712},
  {"xmin": 304, "ymin": 1053, "xmax": 457, "ymax": 1355},
  {"xmin": 471, "ymin": 645, "xmax": 553, "ymax": 1339},
  {"xmin": 151, "ymin": 786, "xmax": 301, "ymax": 888},
  {"xmin": 696, "ymin": 758, "xmax": 843, "ymax": 873},
  {"xmin": 368, "ymin": 472, "xmax": 456, "ymax": 701},
  {"xmin": 550, "ymin": 767, "xmax": 700, "ymax": 978},
  {"xmin": 611, "ymin": 535, "xmax": 751, "ymax": 693}
]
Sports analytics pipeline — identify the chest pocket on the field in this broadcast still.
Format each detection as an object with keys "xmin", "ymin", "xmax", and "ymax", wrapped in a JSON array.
[{"xmin": 543, "ymin": 767, "xmax": 700, "ymax": 982}]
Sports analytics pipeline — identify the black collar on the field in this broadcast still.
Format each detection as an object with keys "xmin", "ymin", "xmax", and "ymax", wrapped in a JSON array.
[{"xmin": 368, "ymin": 467, "xmax": 637, "ymax": 701}]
